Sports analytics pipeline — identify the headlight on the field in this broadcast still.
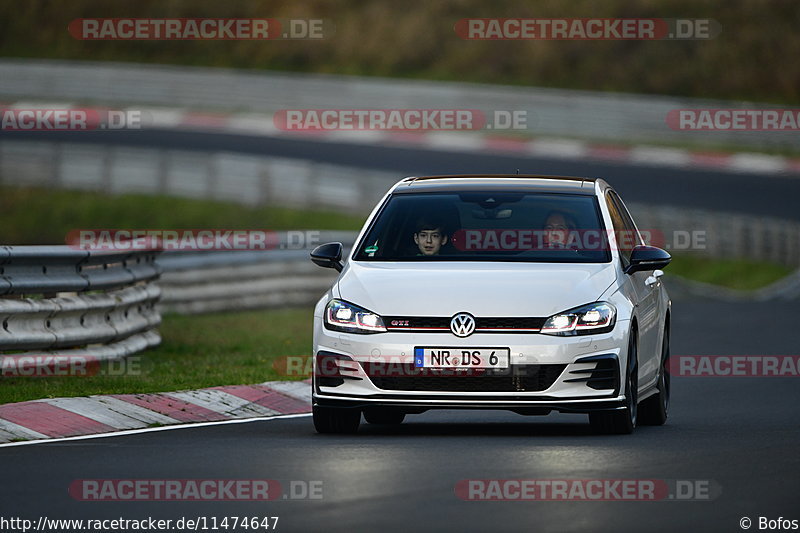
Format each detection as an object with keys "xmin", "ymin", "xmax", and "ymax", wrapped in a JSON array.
[
  {"xmin": 541, "ymin": 302, "xmax": 616, "ymax": 336},
  {"xmin": 324, "ymin": 299, "xmax": 386, "ymax": 334}
]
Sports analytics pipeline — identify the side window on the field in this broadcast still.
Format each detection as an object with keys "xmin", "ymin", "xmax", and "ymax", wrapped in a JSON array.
[
  {"xmin": 605, "ymin": 191, "xmax": 638, "ymax": 266},
  {"xmin": 612, "ymin": 192, "xmax": 642, "ymax": 246}
]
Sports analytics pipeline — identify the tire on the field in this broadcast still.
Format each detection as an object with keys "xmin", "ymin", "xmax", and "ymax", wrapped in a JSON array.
[
  {"xmin": 639, "ymin": 325, "xmax": 670, "ymax": 426},
  {"xmin": 590, "ymin": 331, "xmax": 638, "ymax": 435},
  {"xmin": 313, "ymin": 405, "xmax": 361, "ymax": 434},
  {"xmin": 363, "ymin": 408, "xmax": 406, "ymax": 425}
]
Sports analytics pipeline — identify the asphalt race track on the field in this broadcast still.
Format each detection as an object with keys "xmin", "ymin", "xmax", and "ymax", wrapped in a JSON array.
[
  {"xmin": 1, "ymin": 132, "xmax": 798, "ymax": 532},
  {"xmin": 1, "ymin": 297, "xmax": 798, "ymax": 533},
  {"xmin": 2, "ymin": 128, "xmax": 799, "ymax": 220}
]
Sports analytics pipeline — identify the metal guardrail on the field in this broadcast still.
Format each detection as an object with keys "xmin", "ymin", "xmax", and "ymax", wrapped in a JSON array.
[
  {"xmin": 629, "ymin": 203, "xmax": 800, "ymax": 268},
  {"xmin": 157, "ymin": 233, "xmax": 357, "ymax": 314},
  {"xmin": 0, "ymin": 141, "xmax": 398, "ymax": 211},
  {"xmin": 0, "ymin": 248, "xmax": 161, "ymax": 361},
  {"xmin": 1, "ymin": 59, "xmax": 797, "ymax": 151},
  {"xmin": 0, "ymin": 246, "xmax": 160, "ymax": 295}
]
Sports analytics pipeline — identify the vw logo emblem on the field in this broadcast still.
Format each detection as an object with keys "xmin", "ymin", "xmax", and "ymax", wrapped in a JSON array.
[{"xmin": 450, "ymin": 313, "xmax": 476, "ymax": 337}]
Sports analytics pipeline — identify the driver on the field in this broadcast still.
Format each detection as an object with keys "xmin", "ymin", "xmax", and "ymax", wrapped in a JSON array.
[{"xmin": 543, "ymin": 210, "xmax": 577, "ymax": 248}]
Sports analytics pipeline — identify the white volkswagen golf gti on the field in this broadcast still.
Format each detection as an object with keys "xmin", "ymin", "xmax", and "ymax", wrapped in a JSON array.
[{"xmin": 309, "ymin": 175, "xmax": 672, "ymax": 434}]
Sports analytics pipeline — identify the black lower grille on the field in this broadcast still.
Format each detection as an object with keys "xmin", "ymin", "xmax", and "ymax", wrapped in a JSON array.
[
  {"xmin": 564, "ymin": 354, "xmax": 618, "ymax": 391},
  {"xmin": 363, "ymin": 363, "xmax": 566, "ymax": 392}
]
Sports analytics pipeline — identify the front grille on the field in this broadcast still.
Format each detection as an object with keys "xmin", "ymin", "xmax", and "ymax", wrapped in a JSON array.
[
  {"xmin": 386, "ymin": 317, "xmax": 450, "ymax": 330},
  {"xmin": 475, "ymin": 317, "xmax": 546, "ymax": 331},
  {"xmin": 384, "ymin": 316, "xmax": 546, "ymax": 333},
  {"xmin": 362, "ymin": 363, "xmax": 566, "ymax": 392}
]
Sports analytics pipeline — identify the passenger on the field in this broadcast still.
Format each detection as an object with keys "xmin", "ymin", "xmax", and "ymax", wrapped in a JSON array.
[{"xmin": 413, "ymin": 216, "xmax": 449, "ymax": 256}]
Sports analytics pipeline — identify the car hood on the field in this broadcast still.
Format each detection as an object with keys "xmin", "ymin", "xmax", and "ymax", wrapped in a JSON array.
[{"xmin": 336, "ymin": 261, "xmax": 618, "ymax": 317}]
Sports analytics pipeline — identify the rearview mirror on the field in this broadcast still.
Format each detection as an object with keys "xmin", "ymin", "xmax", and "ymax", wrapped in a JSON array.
[
  {"xmin": 310, "ymin": 242, "xmax": 344, "ymax": 272},
  {"xmin": 624, "ymin": 245, "xmax": 671, "ymax": 274}
]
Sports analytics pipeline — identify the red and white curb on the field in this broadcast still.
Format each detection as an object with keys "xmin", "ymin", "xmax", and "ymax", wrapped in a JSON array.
[
  {"xmin": 174, "ymin": 110, "xmax": 800, "ymax": 176},
  {"xmin": 0, "ymin": 380, "xmax": 311, "ymax": 444},
  {"xmin": 4, "ymin": 102, "xmax": 800, "ymax": 176}
]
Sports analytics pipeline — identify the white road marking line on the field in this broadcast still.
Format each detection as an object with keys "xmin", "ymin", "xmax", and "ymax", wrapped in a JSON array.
[
  {"xmin": 137, "ymin": 107, "xmax": 186, "ymax": 128},
  {"xmin": 528, "ymin": 139, "xmax": 588, "ymax": 158},
  {"xmin": 227, "ymin": 114, "xmax": 281, "ymax": 135},
  {"xmin": 630, "ymin": 146, "xmax": 692, "ymax": 166},
  {"xmin": 729, "ymin": 153, "xmax": 788, "ymax": 173},
  {"xmin": 427, "ymin": 132, "xmax": 486, "ymax": 151}
]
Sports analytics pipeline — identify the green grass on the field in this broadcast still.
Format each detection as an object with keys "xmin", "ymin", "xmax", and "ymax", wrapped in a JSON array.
[
  {"xmin": 1, "ymin": 0, "xmax": 798, "ymax": 104},
  {"xmin": 0, "ymin": 309, "xmax": 314, "ymax": 404},
  {"xmin": 0, "ymin": 186, "xmax": 364, "ymax": 244},
  {"xmin": 666, "ymin": 254, "xmax": 793, "ymax": 291}
]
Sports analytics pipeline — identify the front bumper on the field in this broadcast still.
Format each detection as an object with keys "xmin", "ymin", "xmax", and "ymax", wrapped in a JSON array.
[
  {"xmin": 313, "ymin": 395, "xmax": 627, "ymax": 415},
  {"xmin": 312, "ymin": 316, "xmax": 630, "ymax": 413}
]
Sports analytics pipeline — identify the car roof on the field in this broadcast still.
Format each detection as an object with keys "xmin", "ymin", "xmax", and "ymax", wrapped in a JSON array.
[{"xmin": 393, "ymin": 174, "xmax": 600, "ymax": 195}]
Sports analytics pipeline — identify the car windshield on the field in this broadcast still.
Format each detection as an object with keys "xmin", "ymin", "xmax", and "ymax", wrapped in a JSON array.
[{"xmin": 354, "ymin": 191, "xmax": 611, "ymax": 263}]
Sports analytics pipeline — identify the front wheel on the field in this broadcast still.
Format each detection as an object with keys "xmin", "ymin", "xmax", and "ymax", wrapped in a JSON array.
[
  {"xmin": 313, "ymin": 405, "xmax": 361, "ymax": 434},
  {"xmin": 590, "ymin": 331, "xmax": 638, "ymax": 435}
]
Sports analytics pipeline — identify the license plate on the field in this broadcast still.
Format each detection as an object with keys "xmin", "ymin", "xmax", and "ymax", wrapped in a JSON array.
[{"xmin": 414, "ymin": 347, "xmax": 510, "ymax": 369}]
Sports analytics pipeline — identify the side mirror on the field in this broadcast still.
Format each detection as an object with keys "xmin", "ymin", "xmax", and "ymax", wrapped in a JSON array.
[
  {"xmin": 310, "ymin": 242, "xmax": 344, "ymax": 272},
  {"xmin": 625, "ymin": 245, "xmax": 671, "ymax": 274}
]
